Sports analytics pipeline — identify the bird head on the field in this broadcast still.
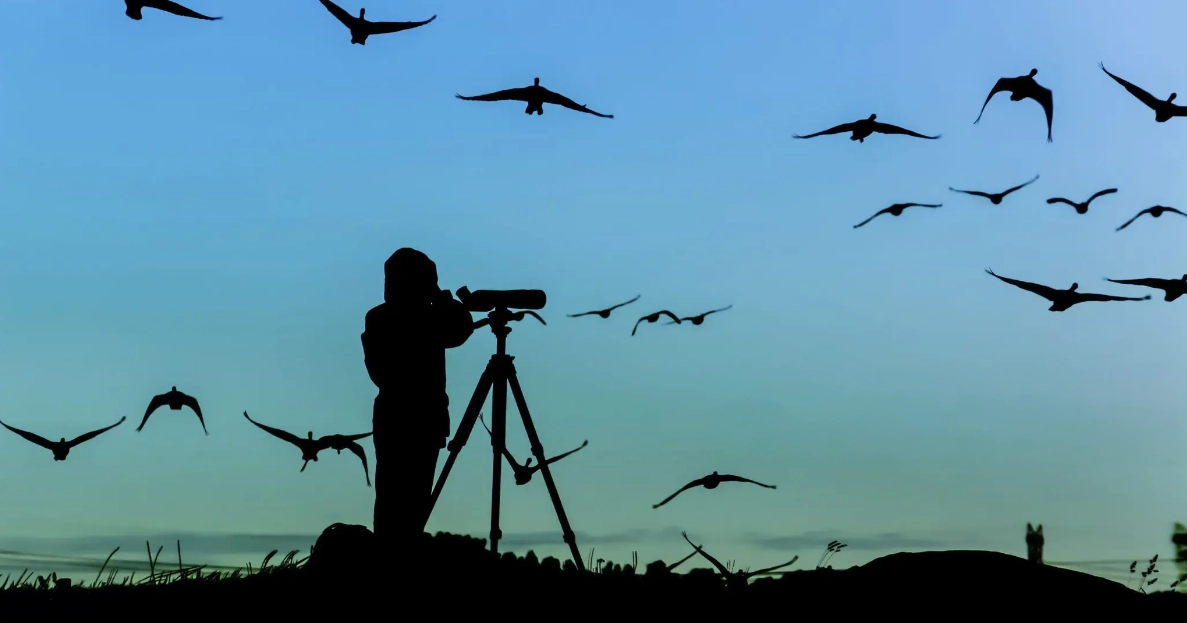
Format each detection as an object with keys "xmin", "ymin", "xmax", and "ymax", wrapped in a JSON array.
[
  {"xmin": 307, "ymin": 431, "xmax": 314, "ymax": 440},
  {"xmin": 59, "ymin": 437, "xmax": 67, "ymax": 444},
  {"xmin": 867, "ymin": 114, "xmax": 877, "ymax": 120},
  {"xmin": 1180, "ymin": 274, "xmax": 1187, "ymax": 282},
  {"xmin": 533, "ymin": 77, "xmax": 540, "ymax": 86},
  {"xmin": 1028, "ymin": 68, "xmax": 1038, "ymax": 78},
  {"xmin": 358, "ymin": 7, "xmax": 366, "ymax": 19},
  {"xmin": 1169, "ymin": 92, "xmax": 1178, "ymax": 103},
  {"xmin": 1068, "ymin": 282, "xmax": 1079, "ymax": 292}
]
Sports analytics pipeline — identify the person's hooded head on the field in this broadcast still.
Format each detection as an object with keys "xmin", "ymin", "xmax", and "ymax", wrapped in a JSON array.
[{"xmin": 384, "ymin": 248, "xmax": 439, "ymax": 304}]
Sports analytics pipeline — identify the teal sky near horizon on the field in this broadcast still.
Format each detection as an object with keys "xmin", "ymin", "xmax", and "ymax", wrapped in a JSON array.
[{"xmin": 0, "ymin": 0, "xmax": 1184, "ymax": 578}]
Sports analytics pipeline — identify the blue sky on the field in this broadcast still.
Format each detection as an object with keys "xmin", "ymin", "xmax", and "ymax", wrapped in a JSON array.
[{"xmin": 0, "ymin": 0, "xmax": 1184, "ymax": 581}]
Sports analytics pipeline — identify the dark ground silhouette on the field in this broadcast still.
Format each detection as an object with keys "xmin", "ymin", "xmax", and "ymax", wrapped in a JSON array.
[
  {"xmin": 0, "ymin": 416, "xmax": 125, "ymax": 461},
  {"xmin": 985, "ymin": 268, "xmax": 1151, "ymax": 311},
  {"xmin": 455, "ymin": 77, "xmax": 614, "ymax": 118},
  {"xmin": 974, "ymin": 68, "xmax": 1054, "ymax": 142},
  {"xmin": 793, "ymin": 114, "xmax": 940, "ymax": 142},
  {"xmin": 138, "ymin": 386, "xmax": 206, "ymax": 435},
  {"xmin": 242, "ymin": 411, "xmax": 373, "ymax": 486},
  {"xmin": 317, "ymin": 0, "xmax": 436, "ymax": 45},
  {"xmin": 1046, "ymin": 188, "xmax": 1117, "ymax": 214},
  {"xmin": 1100, "ymin": 62, "xmax": 1187, "ymax": 122},
  {"xmin": 949, "ymin": 174, "xmax": 1040, "ymax": 205},
  {"xmin": 362, "ymin": 248, "xmax": 474, "ymax": 551},
  {"xmin": 124, "ymin": 0, "xmax": 221, "ymax": 21},
  {"xmin": 1115, "ymin": 205, "xmax": 1186, "ymax": 231},
  {"xmin": 853, "ymin": 203, "xmax": 943, "ymax": 229}
]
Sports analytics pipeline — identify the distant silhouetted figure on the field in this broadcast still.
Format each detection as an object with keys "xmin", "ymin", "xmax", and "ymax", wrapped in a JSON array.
[
  {"xmin": 0, "ymin": 416, "xmax": 125, "ymax": 461},
  {"xmin": 652, "ymin": 471, "xmax": 776, "ymax": 509},
  {"xmin": 985, "ymin": 268, "xmax": 1151, "ymax": 312},
  {"xmin": 455, "ymin": 77, "xmax": 614, "ymax": 118},
  {"xmin": 318, "ymin": 0, "xmax": 436, "ymax": 45},
  {"xmin": 794, "ymin": 114, "xmax": 940, "ymax": 143},
  {"xmin": 1026, "ymin": 523, "xmax": 1044, "ymax": 565},
  {"xmin": 362, "ymin": 248, "xmax": 474, "ymax": 549},
  {"xmin": 243, "ymin": 411, "xmax": 373, "ymax": 486},
  {"xmin": 680, "ymin": 531, "xmax": 799, "ymax": 588},
  {"xmin": 125, "ymin": 0, "xmax": 221, "ymax": 21},
  {"xmin": 477, "ymin": 413, "xmax": 587, "ymax": 485},
  {"xmin": 568, "ymin": 295, "xmax": 640, "ymax": 319},
  {"xmin": 974, "ymin": 69, "xmax": 1054, "ymax": 142},
  {"xmin": 138, "ymin": 386, "xmax": 206, "ymax": 435},
  {"xmin": 1104, "ymin": 275, "xmax": 1187, "ymax": 302},
  {"xmin": 1115, "ymin": 205, "xmax": 1187, "ymax": 231},
  {"xmin": 949, "ymin": 175, "xmax": 1039, "ymax": 205},
  {"xmin": 664, "ymin": 305, "xmax": 733, "ymax": 325},
  {"xmin": 1099, "ymin": 63, "xmax": 1187, "ymax": 123},
  {"xmin": 1046, "ymin": 188, "xmax": 1117, "ymax": 214},
  {"xmin": 631, "ymin": 310, "xmax": 681, "ymax": 336},
  {"xmin": 853, "ymin": 203, "xmax": 943, "ymax": 228}
]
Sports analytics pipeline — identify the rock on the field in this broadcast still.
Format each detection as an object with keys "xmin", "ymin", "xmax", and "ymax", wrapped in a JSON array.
[{"xmin": 305, "ymin": 523, "xmax": 377, "ymax": 579}]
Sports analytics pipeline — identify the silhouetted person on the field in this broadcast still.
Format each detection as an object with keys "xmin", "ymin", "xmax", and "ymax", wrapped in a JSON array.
[
  {"xmin": 852, "ymin": 203, "xmax": 943, "ymax": 229},
  {"xmin": 1046, "ymin": 188, "xmax": 1117, "ymax": 214},
  {"xmin": 1026, "ymin": 523, "xmax": 1044, "ymax": 565},
  {"xmin": 631, "ymin": 310, "xmax": 681, "ymax": 336},
  {"xmin": 794, "ymin": 114, "xmax": 940, "ymax": 143},
  {"xmin": 362, "ymin": 248, "xmax": 474, "ymax": 549},
  {"xmin": 949, "ymin": 174, "xmax": 1039, "ymax": 205},
  {"xmin": 664, "ymin": 305, "xmax": 733, "ymax": 325},
  {"xmin": 984, "ymin": 268, "xmax": 1151, "ymax": 311},
  {"xmin": 477, "ymin": 412, "xmax": 587, "ymax": 485},
  {"xmin": 680, "ymin": 531, "xmax": 798, "ymax": 588},
  {"xmin": 1099, "ymin": 62, "xmax": 1187, "ymax": 123},
  {"xmin": 1104, "ymin": 275, "xmax": 1187, "ymax": 302},
  {"xmin": 243, "ymin": 411, "xmax": 373, "ymax": 486},
  {"xmin": 125, "ymin": 0, "xmax": 221, "ymax": 21},
  {"xmin": 1115, "ymin": 205, "xmax": 1186, "ymax": 231},
  {"xmin": 455, "ymin": 77, "xmax": 614, "ymax": 118},
  {"xmin": 317, "ymin": 0, "xmax": 436, "ymax": 45},
  {"xmin": 567, "ymin": 295, "xmax": 640, "ymax": 319},
  {"xmin": 974, "ymin": 68, "xmax": 1054, "ymax": 142},
  {"xmin": 652, "ymin": 471, "xmax": 776, "ymax": 509},
  {"xmin": 0, "ymin": 416, "xmax": 125, "ymax": 461},
  {"xmin": 138, "ymin": 386, "xmax": 206, "ymax": 435}
]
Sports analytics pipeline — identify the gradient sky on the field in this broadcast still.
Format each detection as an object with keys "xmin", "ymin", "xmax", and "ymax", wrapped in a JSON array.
[{"xmin": 0, "ymin": 0, "xmax": 1184, "ymax": 582}]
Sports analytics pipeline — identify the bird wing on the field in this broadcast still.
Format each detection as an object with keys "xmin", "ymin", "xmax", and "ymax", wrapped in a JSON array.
[
  {"xmin": 1045, "ymin": 197, "xmax": 1074, "ymax": 206},
  {"xmin": 793, "ymin": 122, "xmax": 857, "ymax": 139},
  {"xmin": 702, "ymin": 305, "xmax": 733, "ymax": 317},
  {"xmin": 746, "ymin": 556, "xmax": 800, "ymax": 577},
  {"xmin": 658, "ymin": 310, "xmax": 681, "ymax": 323},
  {"xmin": 680, "ymin": 532, "xmax": 731, "ymax": 575},
  {"xmin": 1115, "ymin": 210, "xmax": 1147, "ymax": 231},
  {"xmin": 985, "ymin": 268, "xmax": 1060, "ymax": 301},
  {"xmin": 336, "ymin": 431, "xmax": 373, "ymax": 443},
  {"xmin": 903, "ymin": 203, "xmax": 943, "ymax": 208},
  {"xmin": 137, "ymin": 394, "xmax": 167, "ymax": 431},
  {"xmin": 974, "ymin": 77, "xmax": 1013, "ymax": 123},
  {"xmin": 454, "ymin": 87, "xmax": 533, "ymax": 103},
  {"xmin": 652, "ymin": 477, "xmax": 706, "ymax": 509},
  {"xmin": 606, "ymin": 295, "xmax": 641, "ymax": 312},
  {"xmin": 1105, "ymin": 277, "xmax": 1167, "ymax": 290},
  {"xmin": 949, "ymin": 187, "xmax": 991, "ymax": 199},
  {"xmin": 1166, "ymin": 207, "xmax": 1187, "ymax": 217},
  {"xmin": 67, "ymin": 417, "xmax": 127, "ymax": 447},
  {"xmin": 365, "ymin": 15, "xmax": 436, "ymax": 35},
  {"xmin": 477, "ymin": 413, "xmax": 524, "ymax": 470},
  {"xmin": 566, "ymin": 310, "xmax": 596, "ymax": 318},
  {"xmin": 317, "ymin": 0, "xmax": 356, "ymax": 27},
  {"xmin": 538, "ymin": 88, "xmax": 614, "ymax": 118},
  {"xmin": 242, "ymin": 411, "xmax": 305, "ymax": 447},
  {"xmin": 180, "ymin": 393, "xmax": 207, "ymax": 435},
  {"xmin": 852, "ymin": 209, "xmax": 887, "ymax": 229},
  {"xmin": 717, "ymin": 473, "xmax": 777, "ymax": 489},
  {"xmin": 870, "ymin": 121, "xmax": 941, "ymax": 139},
  {"xmin": 341, "ymin": 441, "xmax": 372, "ymax": 487},
  {"xmin": 1029, "ymin": 84, "xmax": 1054, "ymax": 142},
  {"xmin": 1074, "ymin": 292, "xmax": 1151, "ymax": 303},
  {"xmin": 0, "ymin": 420, "xmax": 54, "ymax": 450},
  {"xmin": 541, "ymin": 440, "xmax": 589, "ymax": 466},
  {"xmin": 1087, "ymin": 188, "xmax": 1118, "ymax": 203},
  {"xmin": 144, "ymin": 0, "xmax": 221, "ymax": 20},
  {"xmin": 631, "ymin": 317, "xmax": 646, "ymax": 336},
  {"xmin": 1099, "ymin": 63, "xmax": 1163, "ymax": 111},
  {"xmin": 1000, "ymin": 174, "xmax": 1040, "ymax": 196}
]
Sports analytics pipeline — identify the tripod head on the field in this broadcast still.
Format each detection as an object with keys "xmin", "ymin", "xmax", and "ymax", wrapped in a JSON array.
[{"xmin": 457, "ymin": 287, "xmax": 546, "ymax": 354}]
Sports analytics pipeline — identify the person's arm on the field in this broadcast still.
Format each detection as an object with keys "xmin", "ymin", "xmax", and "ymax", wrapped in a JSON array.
[{"xmin": 434, "ymin": 293, "xmax": 475, "ymax": 349}]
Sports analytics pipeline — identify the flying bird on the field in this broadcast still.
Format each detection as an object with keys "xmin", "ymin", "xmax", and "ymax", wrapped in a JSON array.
[
  {"xmin": 125, "ymin": 0, "xmax": 221, "ymax": 20},
  {"xmin": 680, "ymin": 531, "xmax": 799, "ymax": 588},
  {"xmin": 1046, "ymin": 188, "xmax": 1118, "ymax": 214},
  {"xmin": 652, "ymin": 471, "xmax": 776, "ymax": 509},
  {"xmin": 317, "ymin": 0, "xmax": 436, "ymax": 45},
  {"xmin": 632, "ymin": 310, "xmax": 681, "ymax": 336},
  {"xmin": 853, "ymin": 203, "xmax": 943, "ymax": 228},
  {"xmin": 985, "ymin": 268, "xmax": 1150, "ymax": 312},
  {"xmin": 137, "ymin": 386, "xmax": 206, "ymax": 435},
  {"xmin": 568, "ymin": 295, "xmax": 641, "ymax": 319},
  {"xmin": 477, "ymin": 413, "xmax": 587, "ymax": 486},
  {"xmin": 0, "ymin": 417, "xmax": 126, "ymax": 461},
  {"xmin": 949, "ymin": 174, "xmax": 1040, "ymax": 205},
  {"xmin": 664, "ymin": 305, "xmax": 733, "ymax": 325},
  {"xmin": 794, "ymin": 114, "xmax": 940, "ymax": 143},
  {"xmin": 243, "ymin": 412, "xmax": 373, "ymax": 486},
  {"xmin": 1103, "ymin": 275, "xmax": 1187, "ymax": 302},
  {"xmin": 1099, "ymin": 62, "xmax": 1187, "ymax": 123},
  {"xmin": 1115, "ymin": 205, "xmax": 1187, "ymax": 231},
  {"xmin": 455, "ymin": 77, "xmax": 613, "ymax": 118},
  {"xmin": 974, "ymin": 68, "xmax": 1054, "ymax": 142}
]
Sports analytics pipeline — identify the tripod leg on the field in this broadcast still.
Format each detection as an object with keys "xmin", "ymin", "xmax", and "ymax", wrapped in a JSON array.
[
  {"xmin": 423, "ymin": 361, "xmax": 496, "ymax": 532},
  {"xmin": 489, "ymin": 357, "xmax": 509, "ymax": 555},
  {"xmin": 505, "ymin": 366, "xmax": 586, "ymax": 571}
]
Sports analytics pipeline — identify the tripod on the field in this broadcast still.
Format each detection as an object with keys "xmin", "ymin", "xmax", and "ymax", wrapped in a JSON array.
[{"xmin": 423, "ymin": 306, "xmax": 585, "ymax": 571}]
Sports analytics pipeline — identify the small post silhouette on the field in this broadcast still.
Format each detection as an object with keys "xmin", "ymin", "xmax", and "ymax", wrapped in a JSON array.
[{"xmin": 1026, "ymin": 522, "xmax": 1044, "ymax": 565}]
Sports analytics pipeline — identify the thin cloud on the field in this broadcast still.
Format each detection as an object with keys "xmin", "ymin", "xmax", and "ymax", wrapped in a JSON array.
[
  {"xmin": 0, "ymin": 532, "xmax": 319, "ymax": 558},
  {"xmin": 744, "ymin": 530, "xmax": 950, "ymax": 552},
  {"xmin": 489, "ymin": 526, "xmax": 687, "ymax": 549}
]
